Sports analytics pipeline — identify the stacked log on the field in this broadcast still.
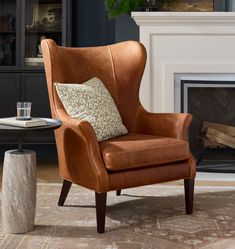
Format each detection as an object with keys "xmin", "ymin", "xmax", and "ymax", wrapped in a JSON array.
[{"xmin": 199, "ymin": 121, "xmax": 235, "ymax": 149}]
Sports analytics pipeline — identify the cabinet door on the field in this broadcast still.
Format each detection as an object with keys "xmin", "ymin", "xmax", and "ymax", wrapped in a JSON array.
[
  {"xmin": 21, "ymin": 72, "xmax": 54, "ymax": 143},
  {"xmin": 21, "ymin": 72, "xmax": 51, "ymax": 117},
  {"xmin": 21, "ymin": 0, "xmax": 65, "ymax": 69},
  {"xmin": 0, "ymin": 73, "xmax": 20, "ymax": 143},
  {"xmin": 0, "ymin": 0, "xmax": 20, "ymax": 69},
  {"xmin": 0, "ymin": 73, "xmax": 20, "ymax": 117}
]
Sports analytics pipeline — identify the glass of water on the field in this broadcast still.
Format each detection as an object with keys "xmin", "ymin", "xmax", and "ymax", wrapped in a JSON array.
[{"xmin": 16, "ymin": 102, "xmax": 32, "ymax": 120}]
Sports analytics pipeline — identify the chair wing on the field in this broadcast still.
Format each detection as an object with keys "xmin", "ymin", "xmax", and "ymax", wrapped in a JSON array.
[{"xmin": 41, "ymin": 39, "xmax": 146, "ymax": 131}]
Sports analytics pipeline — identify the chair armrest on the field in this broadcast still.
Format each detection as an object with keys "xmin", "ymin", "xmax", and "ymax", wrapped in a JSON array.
[
  {"xmin": 55, "ymin": 113, "xmax": 109, "ymax": 192},
  {"xmin": 135, "ymin": 108, "xmax": 192, "ymax": 141}
]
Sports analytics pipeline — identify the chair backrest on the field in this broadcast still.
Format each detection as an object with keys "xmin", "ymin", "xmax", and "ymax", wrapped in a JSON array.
[{"xmin": 41, "ymin": 39, "xmax": 147, "ymax": 131}]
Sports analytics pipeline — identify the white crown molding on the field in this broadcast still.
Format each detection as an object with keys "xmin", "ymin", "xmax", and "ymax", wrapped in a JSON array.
[{"xmin": 132, "ymin": 12, "xmax": 235, "ymax": 26}]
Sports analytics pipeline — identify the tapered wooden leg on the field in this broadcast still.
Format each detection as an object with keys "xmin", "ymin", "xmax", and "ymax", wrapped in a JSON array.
[
  {"xmin": 116, "ymin": 190, "xmax": 121, "ymax": 196},
  {"xmin": 95, "ymin": 192, "xmax": 107, "ymax": 234},
  {"xmin": 184, "ymin": 178, "xmax": 195, "ymax": 215},
  {"xmin": 58, "ymin": 180, "xmax": 72, "ymax": 206}
]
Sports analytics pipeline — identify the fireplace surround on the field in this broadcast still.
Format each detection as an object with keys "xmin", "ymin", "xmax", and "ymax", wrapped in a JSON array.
[
  {"xmin": 132, "ymin": 12, "xmax": 235, "ymax": 113},
  {"xmin": 132, "ymin": 12, "xmax": 235, "ymax": 172}
]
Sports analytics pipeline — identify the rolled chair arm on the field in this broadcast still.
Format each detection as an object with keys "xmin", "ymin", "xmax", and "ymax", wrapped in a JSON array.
[
  {"xmin": 55, "ymin": 114, "xmax": 109, "ymax": 192},
  {"xmin": 134, "ymin": 107, "xmax": 192, "ymax": 141},
  {"xmin": 135, "ymin": 107, "xmax": 196, "ymax": 178}
]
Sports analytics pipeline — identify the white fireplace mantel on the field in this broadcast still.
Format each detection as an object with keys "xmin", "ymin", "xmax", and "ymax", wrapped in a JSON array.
[{"xmin": 132, "ymin": 12, "xmax": 235, "ymax": 112}]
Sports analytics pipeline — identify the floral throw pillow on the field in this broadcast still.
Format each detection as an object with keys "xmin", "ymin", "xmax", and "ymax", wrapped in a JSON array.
[{"xmin": 55, "ymin": 77, "xmax": 128, "ymax": 142}]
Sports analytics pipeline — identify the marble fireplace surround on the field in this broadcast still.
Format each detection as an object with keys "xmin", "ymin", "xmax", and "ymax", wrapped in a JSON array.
[{"xmin": 132, "ymin": 12, "xmax": 235, "ymax": 113}]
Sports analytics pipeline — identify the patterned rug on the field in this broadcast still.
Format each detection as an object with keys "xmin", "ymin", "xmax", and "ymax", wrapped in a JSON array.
[{"xmin": 0, "ymin": 183, "xmax": 235, "ymax": 249}]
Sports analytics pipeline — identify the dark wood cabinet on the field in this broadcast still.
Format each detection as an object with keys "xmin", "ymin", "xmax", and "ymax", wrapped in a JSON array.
[
  {"xmin": 0, "ymin": 73, "xmax": 20, "ymax": 119},
  {"xmin": 0, "ymin": 0, "xmax": 72, "ymax": 144},
  {"xmin": 0, "ymin": 73, "xmax": 20, "ymax": 143},
  {"xmin": 21, "ymin": 73, "xmax": 51, "ymax": 118}
]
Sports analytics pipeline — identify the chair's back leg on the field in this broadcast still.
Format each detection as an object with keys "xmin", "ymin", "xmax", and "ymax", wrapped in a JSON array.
[
  {"xmin": 95, "ymin": 192, "xmax": 107, "ymax": 234},
  {"xmin": 58, "ymin": 180, "xmax": 72, "ymax": 206},
  {"xmin": 116, "ymin": 190, "xmax": 121, "ymax": 196},
  {"xmin": 184, "ymin": 178, "xmax": 195, "ymax": 214}
]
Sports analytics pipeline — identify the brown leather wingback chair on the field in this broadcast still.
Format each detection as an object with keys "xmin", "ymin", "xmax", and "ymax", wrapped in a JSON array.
[{"xmin": 41, "ymin": 39, "xmax": 196, "ymax": 234}]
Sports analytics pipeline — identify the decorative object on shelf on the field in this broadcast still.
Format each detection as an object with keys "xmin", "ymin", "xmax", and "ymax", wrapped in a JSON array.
[
  {"xmin": 32, "ymin": 3, "xmax": 62, "ymax": 30},
  {"xmin": 0, "ymin": 15, "xmax": 15, "ymax": 32},
  {"xmin": 38, "ymin": 35, "xmax": 46, "ymax": 58},
  {"xmin": 105, "ymin": 0, "xmax": 214, "ymax": 17},
  {"xmin": 2, "ymin": 43, "xmax": 11, "ymax": 65},
  {"xmin": 25, "ymin": 57, "xmax": 44, "ymax": 66},
  {"xmin": 158, "ymin": 0, "xmax": 214, "ymax": 12},
  {"xmin": 145, "ymin": 0, "xmax": 157, "ymax": 11},
  {"xmin": 0, "ymin": 36, "xmax": 15, "ymax": 66},
  {"xmin": 25, "ymin": 24, "xmax": 34, "ymax": 31}
]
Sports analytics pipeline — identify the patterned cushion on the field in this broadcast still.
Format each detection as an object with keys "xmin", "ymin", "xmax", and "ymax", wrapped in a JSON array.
[{"xmin": 55, "ymin": 77, "xmax": 128, "ymax": 142}]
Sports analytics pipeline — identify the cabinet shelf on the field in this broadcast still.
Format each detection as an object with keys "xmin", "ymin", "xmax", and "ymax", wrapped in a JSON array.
[
  {"xmin": 0, "ymin": 31, "xmax": 16, "ymax": 34},
  {"xmin": 25, "ymin": 30, "xmax": 62, "ymax": 34}
]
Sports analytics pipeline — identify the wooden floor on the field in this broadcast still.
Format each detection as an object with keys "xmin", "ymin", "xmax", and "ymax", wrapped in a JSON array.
[
  {"xmin": 0, "ymin": 159, "xmax": 62, "ymax": 186},
  {"xmin": 0, "ymin": 159, "xmax": 235, "ymax": 187}
]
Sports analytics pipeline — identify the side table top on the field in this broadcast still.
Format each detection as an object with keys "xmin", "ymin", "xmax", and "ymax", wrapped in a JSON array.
[{"xmin": 0, "ymin": 118, "xmax": 62, "ymax": 133}]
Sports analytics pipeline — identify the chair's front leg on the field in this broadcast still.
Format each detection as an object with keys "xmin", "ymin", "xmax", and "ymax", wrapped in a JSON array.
[
  {"xmin": 184, "ymin": 178, "xmax": 195, "ymax": 214},
  {"xmin": 95, "ymin": 192, "xmax": 107, "ymax": 234},
  {"xmin": 58, "ymin": 180, "xmax": 72, "ymax": 206}
]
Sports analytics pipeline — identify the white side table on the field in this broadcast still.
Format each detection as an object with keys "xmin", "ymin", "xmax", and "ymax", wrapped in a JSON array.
[{"xmin": 0, "ymin": 118, "xmax": 61, "ymax": 233}]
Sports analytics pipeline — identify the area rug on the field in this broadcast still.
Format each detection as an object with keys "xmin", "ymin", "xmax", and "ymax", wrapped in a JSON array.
[{"xmin": 0, "ymin": 183, "xmax": 235, "ymax": 249}]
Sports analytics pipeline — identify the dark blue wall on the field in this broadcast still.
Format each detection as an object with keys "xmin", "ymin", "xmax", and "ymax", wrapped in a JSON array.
[
  {"xmin": 115, "ymin": 14, "xmax": 139, "ymax": 43},
  {"xmin": 73, "ymin": 0, "xmax": 115, "ymax": 47},
  {"xmin": 73, "ymin": 0, "xmax": 234, "ymax": 47},
  {"xmin": 73, "ymin": 0, "xmax": 139, "ymax": 47}
]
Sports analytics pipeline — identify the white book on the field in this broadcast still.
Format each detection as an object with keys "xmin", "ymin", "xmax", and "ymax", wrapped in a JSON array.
[
  {"xmin": 0, "ymin": 117, "xmax": 47, "ymax": 128},
  {"xmin": 25, "ymin": 57, "xmax": 44, "ymax": 63}
]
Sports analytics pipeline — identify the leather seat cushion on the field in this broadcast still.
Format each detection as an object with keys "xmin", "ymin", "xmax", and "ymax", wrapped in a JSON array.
[{"xmin": 99, "ymin": 133, "xmax": 190, "ymax": 171}]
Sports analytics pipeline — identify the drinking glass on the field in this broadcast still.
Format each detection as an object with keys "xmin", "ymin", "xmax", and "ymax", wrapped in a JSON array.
[{"xmin": 16, "ymin": 102, "xmax": 32, "ymax": 120}]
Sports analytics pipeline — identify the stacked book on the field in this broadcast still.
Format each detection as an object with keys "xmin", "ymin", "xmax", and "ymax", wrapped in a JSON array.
[
  {"xmin": 0, "ymin": 117, "xmax": 47, "ymax": 128},
  {"xmin": 25, "ymin": 57, "xmax": 44, "ymax": 66}
]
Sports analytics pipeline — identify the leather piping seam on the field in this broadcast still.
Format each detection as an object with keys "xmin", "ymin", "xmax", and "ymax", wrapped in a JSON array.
[
  {"xmin": 103, "ymin": 142, "xmax": 190, "ymax": 154},
  {"xmin": 108, "ymin": 45, "xmax": 120, "ymax": 107},
  {"xmin": 105, "ymin": 156, "xmax": 189, "ymax": 171},
  {"xmin": 183, "ymin": 115, "xmax": 192, "ymax": 141},
  {"xmin": 44, "ymin": 40, "xmax": 60, "ymax": 118},
  {"xmin": 134, "ymin": 46, "xmax": 147, "ymax": 132},
  {"xmin": 79, "ymin": 123, "xmax": 109, "ymax": 191}
]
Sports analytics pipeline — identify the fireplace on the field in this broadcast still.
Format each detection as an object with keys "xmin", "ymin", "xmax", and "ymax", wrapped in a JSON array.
[
  {"xmin": 132, "ymin": 12, "xmax": 235, "ymax": 172},
  {"xmin": 132, "ymin": 12, "xmax": 235, "ymax": 113},
  {"xmin": 181, "ymin": 79, "xmax": 235, "ymax": 172}
]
